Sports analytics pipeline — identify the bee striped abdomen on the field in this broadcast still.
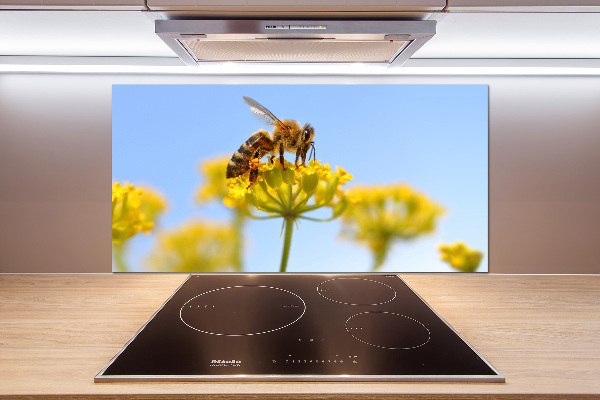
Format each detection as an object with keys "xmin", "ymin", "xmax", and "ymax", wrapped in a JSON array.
[{"xmin": 226, "ymin": 130, "xmax": 273, "ymax": 179}]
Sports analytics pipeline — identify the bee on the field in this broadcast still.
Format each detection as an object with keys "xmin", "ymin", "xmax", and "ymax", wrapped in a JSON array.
[{"xmin": 226, "ymin": 96, "xmax": 316, "ymax": 188}]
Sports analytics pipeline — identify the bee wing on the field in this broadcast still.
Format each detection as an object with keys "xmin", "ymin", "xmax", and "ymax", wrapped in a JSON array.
[
  {"xmin": 243, "ymin": 96, "xmax": 287, "ymax": 130},
  {"xmin": 248, "ymin": 106, "xmax": 277, "ymax": 126}
]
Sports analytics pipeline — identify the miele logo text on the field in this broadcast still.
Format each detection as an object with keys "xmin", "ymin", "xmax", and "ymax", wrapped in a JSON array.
[{"xmin": 210, "ymin": 359, "xmax": 242, "ymax": 367}]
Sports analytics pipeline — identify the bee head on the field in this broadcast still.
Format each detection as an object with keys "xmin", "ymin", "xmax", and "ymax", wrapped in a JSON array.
[
  {"xmin": 300, "ymin": 124, "xmax": 315, "ymax": 162},
  {"xmin": 302, "ymin": 124, "xmax": 314, "ymax": 145}
]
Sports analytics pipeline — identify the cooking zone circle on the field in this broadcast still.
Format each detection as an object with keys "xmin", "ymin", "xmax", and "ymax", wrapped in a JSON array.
[
  {"xmin": 180, "ymin": 286, "xmax": 306, "ymax": 336},
  {"xmin": 316, "ymin": 278, "xmax": 397, "ymax": 305},
  {"xmin": 345, "ymin": 311, "xmax": 431, "ymax": 349}
]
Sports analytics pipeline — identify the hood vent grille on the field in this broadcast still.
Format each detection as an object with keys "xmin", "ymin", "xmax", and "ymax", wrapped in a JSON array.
[
  {"xmin": 156, "ymin": 20, "xmax": 435, "ymax": 67},
  {"xmin": 181, "ymin": 39, "xmax": 409, "ymax": 63}
]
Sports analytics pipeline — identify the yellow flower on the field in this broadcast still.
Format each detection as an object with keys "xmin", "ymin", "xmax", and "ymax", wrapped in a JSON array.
[
  {"xmin": 335, "ymin": 167, "xmax": 353, "ymax": 184},
  {"xmin": 112, "ymin": 182, "xmax": 128, "ymax": 201},
  {"xmin": 226, "ymin": 159, "xmax": 352, "ymax": 220},
  {"xmin": 147, "ymin": 220, "xmax": 237, "ymax": 272},
  {"xmin": 227, "ymin": 175, "xmax": 252, "ymax": 199},
  {"xmin": 297, "ymin": 160, "xmax": 333, "ymax": 180},
  {"xmin": 226, "ymin": 159, "xmax": 353, "ymax": 272},
  {"xmin": 112, "ymin": 182, "xmax": 167, "ymax": 245},
  {"xmin": 341, "ymin": 183, "xmax": 444, "ymax": 271},
  {"xmin": 197, "ymin": 156, "xmax": 249, "ymax": 209},
  {"xmin": 196, "ymin": 156, "xmax": 229, "ymax": 201},
  {"xmin": 438, "ymin": 242, "xmax": 483, "ymax": 272}
]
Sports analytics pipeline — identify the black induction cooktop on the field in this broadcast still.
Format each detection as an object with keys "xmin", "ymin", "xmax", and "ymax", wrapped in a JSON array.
[{"xmin": 95, "ymin": 274, "xmax": 504, "ymax": 382}]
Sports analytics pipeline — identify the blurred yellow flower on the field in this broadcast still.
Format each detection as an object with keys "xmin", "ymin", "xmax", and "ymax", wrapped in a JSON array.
[
  {"xmin": 112, "ymin": 182, "xmax": 130, "ymax": 202},
  {"xmin": 147, "ymin": 220, "xmax": 237, "ymax": 272},
  {"xmin": 438, "ymin": 242, "xmax": 483, "ymax": 272},
  {"xmin": 196, "ymin": 156, "xmax": 248, "ymax": 271},
  {"xmin": 112, "ymin": 182, "xmax": 167, "ymax": 244},
  {"xmin": 196, "ymin": 156, "xmax": 248, "ymax": 209},
  {"xmin": 112, "ymin": 182, "xmax": 167, "ymax": 272},
  {"xmin": 341, "ymin": 184, "xmax": 444, "ymax": 271},
  {"xmin": 226, "ymin": 159, "xmax": 352, "ymax": 272}
]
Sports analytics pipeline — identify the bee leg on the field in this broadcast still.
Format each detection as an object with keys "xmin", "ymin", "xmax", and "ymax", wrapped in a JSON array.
[
  {"xmin": 247, "ymin": 166, "xmax": 259, "ymax": 189},
  {"xmin": 295, "ymin": 148, "xmax": 302, "ymax": 168},
  {"xmin": 279, "ymin": 143, "xmax": 286, "ymax": 171},
  {"xmin": 246, "ymin": 150, "xmax": 260, "ymax": 189}
]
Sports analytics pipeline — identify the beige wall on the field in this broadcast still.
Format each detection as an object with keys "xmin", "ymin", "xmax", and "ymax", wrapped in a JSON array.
[{"xmin": 1, "ymin": 73, "xmax": 599, "ymax": 274}]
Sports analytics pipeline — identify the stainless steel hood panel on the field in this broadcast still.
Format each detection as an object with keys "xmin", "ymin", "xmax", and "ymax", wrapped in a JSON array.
[
  {"xmin": 155, "ymin": 19, "xmax": 436, "ymax": 67},
  {"xmin": 146, "ymin": 1, "xmax": 445, "ymax": 13}
]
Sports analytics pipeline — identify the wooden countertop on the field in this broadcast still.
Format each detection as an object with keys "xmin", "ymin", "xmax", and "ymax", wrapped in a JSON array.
[{"xmin": 0, "ymin": 273, "xmax": 598, "ymax": 399}]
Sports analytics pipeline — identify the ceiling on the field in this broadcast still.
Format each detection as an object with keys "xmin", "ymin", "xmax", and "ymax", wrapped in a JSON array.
[{"xmin": 0, "ymin": 10, "xmax": 599, "ymax": 67}]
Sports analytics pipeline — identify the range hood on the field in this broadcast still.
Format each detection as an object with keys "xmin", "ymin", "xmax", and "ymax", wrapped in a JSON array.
[{"xmin": 155, "ymin": 20, "xmax": 436, "ymax": 68}]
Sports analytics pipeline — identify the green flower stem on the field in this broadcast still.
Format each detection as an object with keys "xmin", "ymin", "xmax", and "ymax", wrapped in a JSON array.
[
  {"xmin": 371, "ymin": 251, "xmax": 385, "ymax": 272},
  {"xmin": 245, "ymin": 213, "xmax": 281, "ymax": 220},
  {"xmin": 112, "ymin": 194, "xmax": 129, "ymax": 225},
  {"xmin": 119, "ymin": 194, "xmax": 129, "ymax": 221},
  {"xmin": 276, "ymin": 188, "xmax": 287, "ymax": 206},
  {"xmin": 296, "ymin": 202, "xmax": 326, "ymax": 213},
  {"xmin": 291, "ymin": 193, "xmax": 311, "ymax": 213},
  {"xmin": 112, "ymin": 243, "xmax": 129, "ymax": 272},
  {"xmin": 371, "ymin": 240, "xmax": 391, "ymax": 272},
  {"xmin": 261, "ymin": 185, "xmax": 285, "ymax": 208},
  {"xmin": 292, "ymin": 186, "xmax": 303, "ymax": 201},
  {"xmin": 232, "ymin": 208, "xmax": 245, "ymax": 272},
  {"xmin": 252, "ymin": 203, "xmax": 283, "ymax": 214},
  {"xmin": 299, "ymin": 215, "xmax": 341, "ymax": 223},
  {"xmin": 279, "ymin": 216, "xmax": 295, "ymax": 272}
]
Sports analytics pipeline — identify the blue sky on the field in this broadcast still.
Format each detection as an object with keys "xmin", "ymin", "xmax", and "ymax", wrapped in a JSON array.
[{"xmin": 112, "ymin": 84, "xmax": 488, "ymax": 273}]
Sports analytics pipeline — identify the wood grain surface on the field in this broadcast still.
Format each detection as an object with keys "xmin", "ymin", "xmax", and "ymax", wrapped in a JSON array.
[{"xmin": 0, "ymin": 273, "xmax": 598, "ymax": 399}]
